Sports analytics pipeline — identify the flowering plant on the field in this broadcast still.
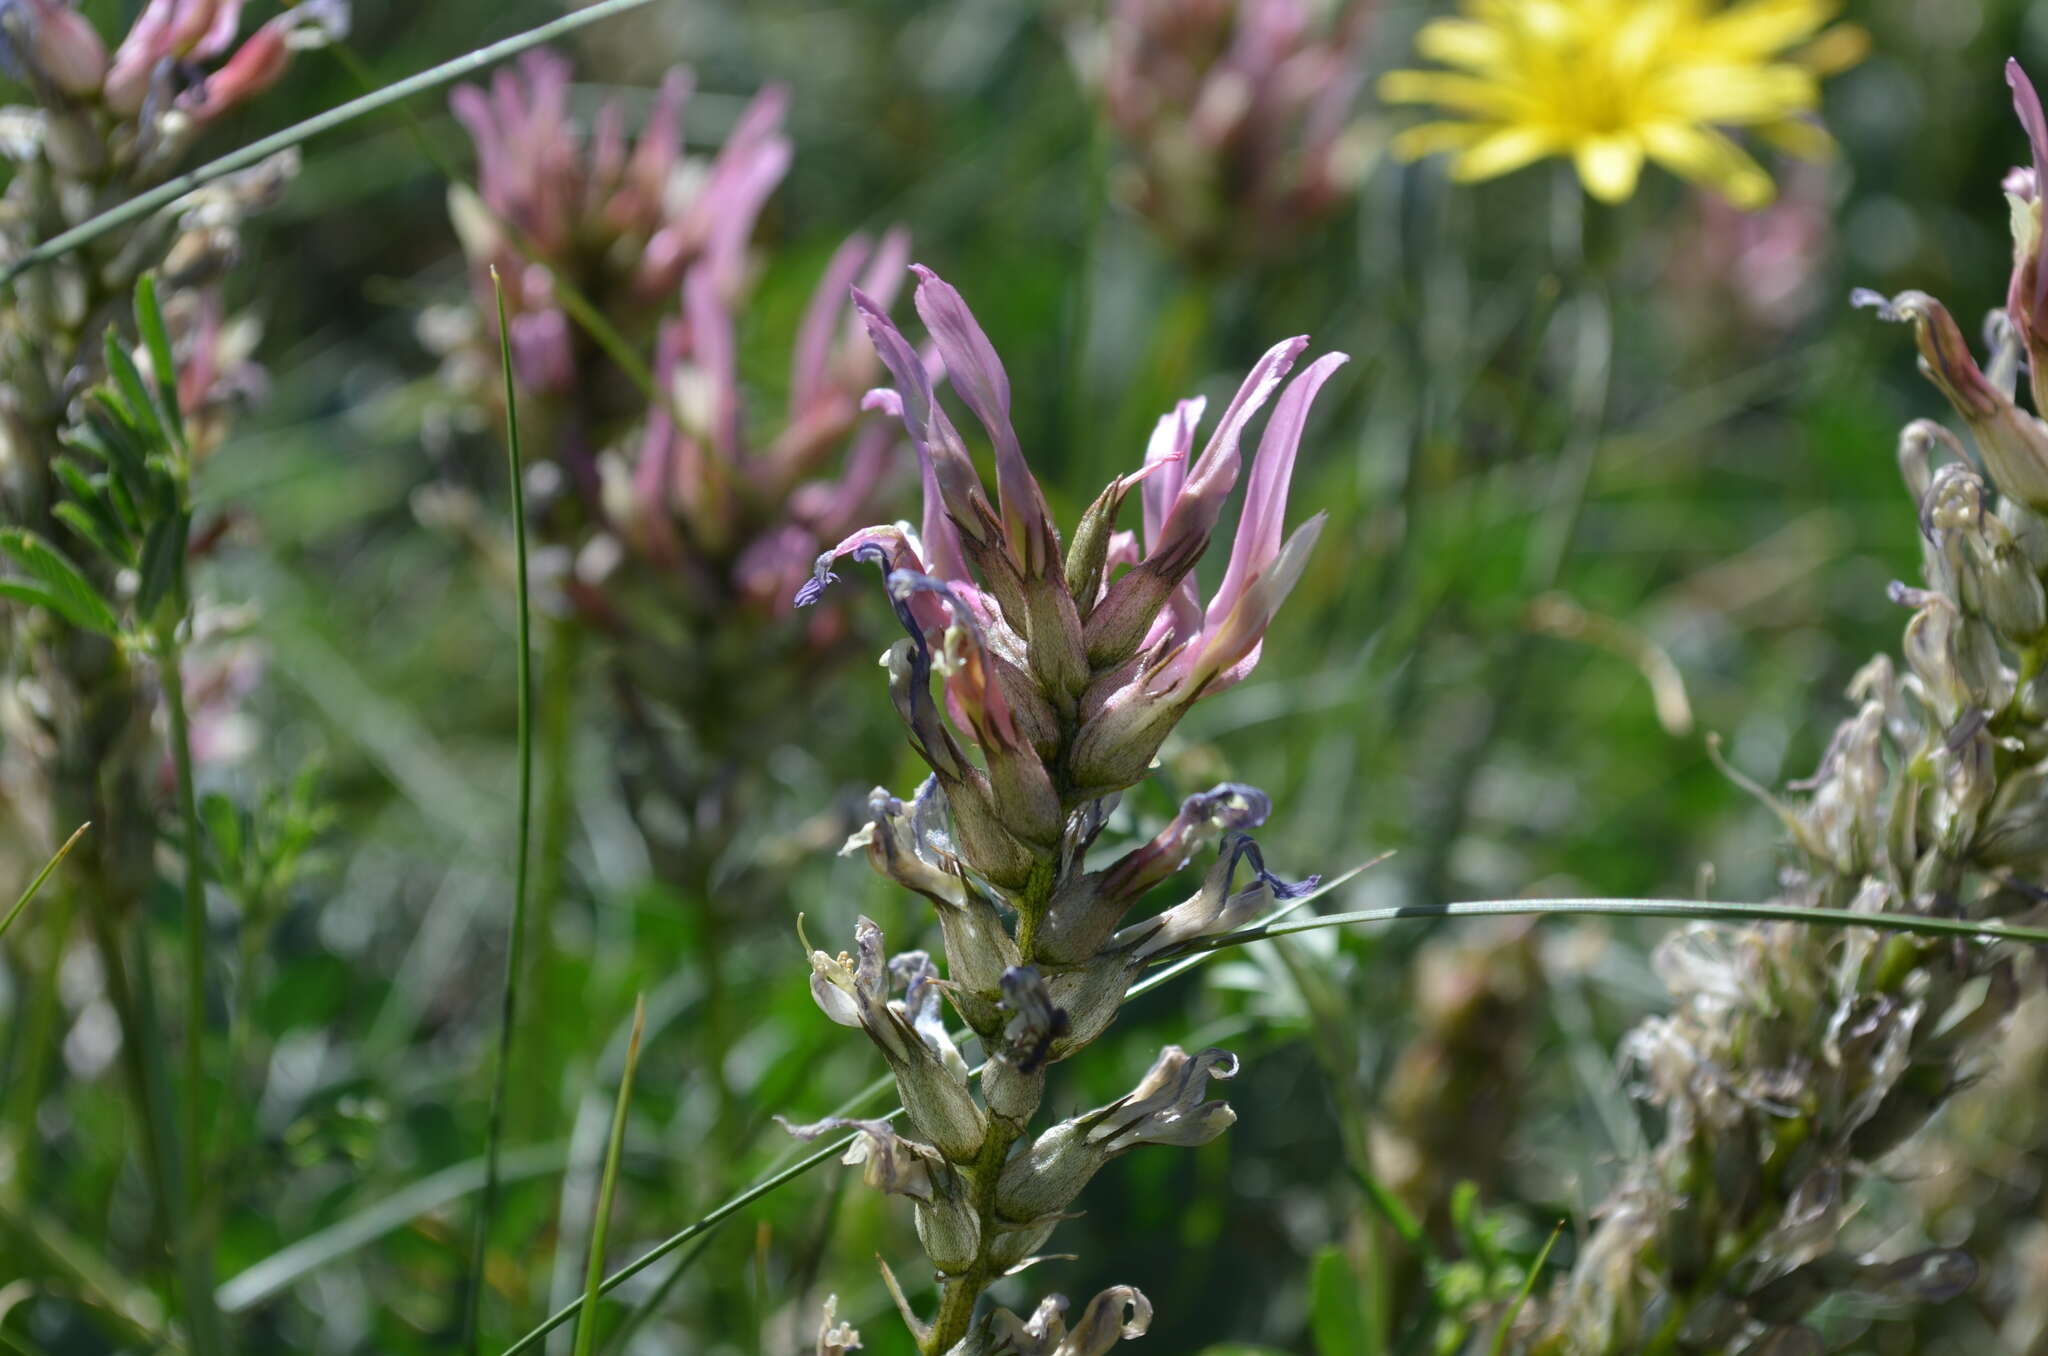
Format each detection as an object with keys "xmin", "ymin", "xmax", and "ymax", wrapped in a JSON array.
[{"xmin": 789, "ymin": 263, "xmax": 1343, "ymax": 1351}]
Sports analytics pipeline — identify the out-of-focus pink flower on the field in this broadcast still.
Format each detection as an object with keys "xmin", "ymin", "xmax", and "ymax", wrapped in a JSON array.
[
  {"xmin": 1666, "ymin": 163, "xmax": 1833, "ymax": 341},
  {"xmin": 0, "ymin": 0, "xmax": 109, "ymax": 97},
  {"xmin": 449, "ymin": 51, "xmax": 795, "ymax": 391},
  {"xmin": 1088, "ymin": 0, "xmax": 1374, "ymax": 267},
  {"xmin": 443, "ymin": 51, "xmax": 913, "ymax": 631},
  {"xmin": 2008, "ymin": 59, "xmax": 2048, "ymax": 413}
]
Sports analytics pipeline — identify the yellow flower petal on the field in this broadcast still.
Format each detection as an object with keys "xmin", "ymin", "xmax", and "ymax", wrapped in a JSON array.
[
  {"xmin": 1451, "ymin": 126, "xmax": 1567, "ymax": 182},
  {"xmin": 1414, "ymin": 18, "xmax": 1513, "ymax": 72},
  {"xmin": 1379, "ymin": 0, "xmax": 1849, "ymax": 204},
  {"xmin": 1639, "ymin": 121, "xmax": 1777, "ymax": 207},
  {"xmin": 1390, "ymin": 121, "xmax": 1490, "ymax": 162},
  {"xmin": 1379, "ymin": 70, "xmax": 1531, "ymax": 118},
  {"xmin": 1574, "ymin": 134, "xmax": 1645, "ymax": 202}
]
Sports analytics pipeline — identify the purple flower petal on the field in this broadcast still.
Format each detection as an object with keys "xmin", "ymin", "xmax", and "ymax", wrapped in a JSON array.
[
  {"xmin": 1205, "ymin": 350, "xmax": 1346, "ymax": 631},
  {"xmin": 1149, "ymin": 336, "xmax": 1307, "ymax": 574},
  {"xmin": 852, "ymin": 285, "xmax": 993, "ymax": 549},
  {"xmin": 792, "ymin": 234, "xmax": 875, "ymax": 414},
  {"xmin": 911, "ymin": 265, "xmax": 1056, "ymax": 573}
]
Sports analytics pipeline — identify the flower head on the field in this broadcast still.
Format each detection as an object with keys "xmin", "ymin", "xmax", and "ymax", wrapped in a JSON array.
[
  {"xmin": 438, "ymin": 53, "xmax": 914, "ymax": 640},
  {"xmin": 805, "ymin": 266, "xmax": 1343, "ymax": 827},
  {"xmin": 1086, "ymin": 0, "xmax": 1376, "ymax": 266},
  {"xmin": 1381, "ymin": 0, "xmax": 1865, "ymax": 208}
]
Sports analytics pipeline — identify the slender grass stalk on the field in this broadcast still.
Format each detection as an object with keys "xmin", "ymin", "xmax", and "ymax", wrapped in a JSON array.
[
  {"xmin": 466, "ymin": 269, "xmax": 538, "ymax": 1356},
  {"xmin": 1181, "ymin": 896, "xmax": 2048, "ymax": 955},
  {"xmin": 0, "ymin": 0, "xmax": 662, "ymax": 286},
  {"xmin": 215, "ymin": 1144, "xmax": 567, "ymax": 1314},
  {"xmin": 122, "ymin": 916, "xmax": 226, "ymax": 1356},
  {"xmin": 1488, "ymin": 1221, "xmax": 1564, "ymax": 1356},
  {"xmin": 0, "ymin": 821, "xmax": 86, "ymax": 942},
  {"xmin": 572, "ymin": 996, "xmax": 646, "ymax": 1356},
  {"xmin": 150, "ymin": 621, "xmax": 229, "ymax": 1356},
  {"xmin": 155, "ymin": 633, "xmax": 210, "ymax": 1227}
]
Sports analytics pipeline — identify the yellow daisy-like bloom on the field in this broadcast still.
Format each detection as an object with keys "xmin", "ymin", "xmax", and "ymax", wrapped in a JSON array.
[{"xmin": 1380, "ymin": 0, "xmax": 1867, "ymax": 208}]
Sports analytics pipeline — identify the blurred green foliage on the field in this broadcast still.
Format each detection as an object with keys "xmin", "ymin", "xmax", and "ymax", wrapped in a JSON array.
[{"xmin": 9, "ymin": 1, "xmax": 2048, "ymax": 1353}]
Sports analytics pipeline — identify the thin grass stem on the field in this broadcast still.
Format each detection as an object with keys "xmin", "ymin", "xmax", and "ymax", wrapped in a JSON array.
[
  {"xmin": 0, "ymin": 822, "xmax": 86, "ymax": 942},
  {"xmin": 466, "ymin": 269, "xmax": 539, "ymax": 1356},
  {"xmin": 154, "ymin": 631, "xmax": 227, "ymax": 1356},
  {"xmin": 572, "ymin": 996, "xmax": 646, "ymax": 1356},
  {"xmin": 0, "ymin": 0, "xmax": 661, "ymax": 286}
]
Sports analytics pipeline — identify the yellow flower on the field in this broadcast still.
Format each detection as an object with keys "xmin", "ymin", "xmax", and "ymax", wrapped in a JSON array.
[{"xmin": 1379, "ymin": 0, "xmax": 1867, "ymax": 208}]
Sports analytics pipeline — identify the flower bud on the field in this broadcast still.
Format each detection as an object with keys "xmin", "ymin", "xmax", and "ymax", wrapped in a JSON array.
[
  {"xmin": 803, "ymin": 917, "xmax": 987, "ymax": 1161},
  {"xmin": 776, "ymin": 1114, "xmax": 941, "ymax": 1203},
  {"xmin": 975, "ymin": 1287, "xmax": 1153, "ymax": 1356},
  {"xmin": 913, "ymin": 1174, "xmax": 982, "ymax": 1274},
  {"xmin": 1, "ymin": 0, "xmax": 109, "ymax": 97},
  {"xmin": 1859, "ymin": 288, "xmax": 2048, "ymax": 510}
]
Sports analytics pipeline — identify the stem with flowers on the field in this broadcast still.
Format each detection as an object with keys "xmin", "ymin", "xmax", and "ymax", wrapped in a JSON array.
[
  {"xmin": 783, "ymin": 264, "xmax": 1343, "ymax": 1353},
  {"xmin": 1519, "ymin": 59, "xmax": 2048, "ymax": 1355}
]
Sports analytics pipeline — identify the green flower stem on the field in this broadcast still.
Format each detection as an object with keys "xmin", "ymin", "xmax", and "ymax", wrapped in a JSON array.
[{"xmin": 154, "ymin": 623, "xmax": 228, "ymax": 1356}]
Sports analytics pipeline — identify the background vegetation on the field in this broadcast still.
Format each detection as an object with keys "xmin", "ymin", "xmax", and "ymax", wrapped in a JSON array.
[{"xmin": 8, "ymin": 0, "xmax": 2048, "ymax": 1353}]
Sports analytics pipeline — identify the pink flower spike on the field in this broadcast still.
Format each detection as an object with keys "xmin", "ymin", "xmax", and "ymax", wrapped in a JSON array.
[
  {"xmin": 793, "ymin": 235, "xmax": 876, "ymax": 413},
  {"xmin": 909, "ymin": 265, "xmax": 1057, "ymax": 575},
  {"xmin": 1204, "ymin": 350, "xmax": 1346, "ymax": 631}
]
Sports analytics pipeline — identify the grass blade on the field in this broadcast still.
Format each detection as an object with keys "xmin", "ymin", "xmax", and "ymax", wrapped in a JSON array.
[
  {"xmin": 573, "ymin": 997, "xmax": 646, "ymax": 1356},
  {"xmin": 466, "ymin": 268, "xmax": 538, "ymax": 1355},
  {"xmin": 1179, "ymin": 896, "xmax": 2048, "ymax": 955},
  {"xmin": 215, "ymin": 1144, "xmax": 566, "ymax": 1313},
  {"xmin": 0, "ymin": 0, "xmax": 661, "ymax": 287},
  {"xmin": 0, "ymin": 822, "xmax": 87, "ymax": 943},
  {"xmin": 1488, "ymin": 1220, "xmax": 1565, "ymax": 1356}
]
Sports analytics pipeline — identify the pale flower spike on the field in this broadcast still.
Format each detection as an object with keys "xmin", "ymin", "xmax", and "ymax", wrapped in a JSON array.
[
  {"xmin": 784, "ymin": 264, "xmax": 1344, "ymax": 1352},
  {"xmin": 1518, "ymin": 54, "xmax": 2048, "ymax": 1352}
]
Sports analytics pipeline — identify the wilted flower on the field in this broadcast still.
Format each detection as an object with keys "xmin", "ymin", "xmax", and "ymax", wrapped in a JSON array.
[
  {"xmin": 1381, "ymin": 0, "xmax": 1865, "ymax": 208},
  {"xmin": 786, "ymin": 264, "xmax": 1338, "ymax": 1351},
  {"xmin": 1078, "ymin": 0, "xmax": 1375, "ymax": 267},
  {"xmin": 815, "ymin": 1295, "xmax": 861, "ymax": 1356},
  {"xmin": 1527, "ymin": 66, "xmax": 2048, "ymax": 1349}
]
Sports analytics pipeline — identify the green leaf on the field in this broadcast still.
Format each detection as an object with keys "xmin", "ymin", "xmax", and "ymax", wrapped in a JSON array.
[
  {"xmin": 1311, "ymin": 1244, "xmax": 1379, "ymax": 1356},
  {"xmin": 0, "ymin": 529, "xmax": 121, "ymax": 635},
  {"xmin": 134, "ymin": 515, "xmax": 188, "ymax": 625},
  {"xmin": 101, "ymin": 329, "xmax": 163, "ymax": 445},
  {"xmin": 134, "ymin": 273, "xmax": 186, "ymax": 450},
  {"xmin": 1197, "ymin": 1348, "xmax": 1299, "ymax": 1356},
  {"xmin": 52, "ymin": 498, "xmax": 132, "ymax": 568},
  {"xmin": 201, "ymin": 792, "xmax": 243, "ymax": 881},
  {"xmin": 73, "ymin": 407, "xmax": 150, "ymax": 521}
]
